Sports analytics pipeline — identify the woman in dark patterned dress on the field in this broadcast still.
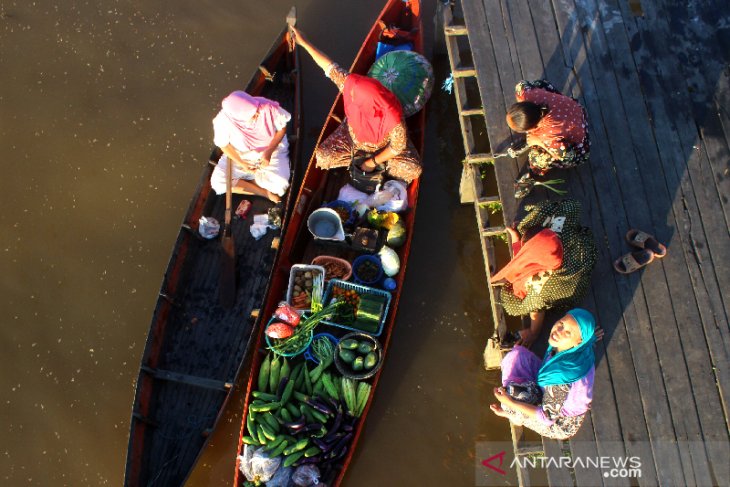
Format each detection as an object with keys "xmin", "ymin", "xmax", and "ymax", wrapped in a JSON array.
[
  {"xmin": 506, "ymin": 80, "xmax": 590, "ymax": 198},
  {"xmin": 291, "ymin": 26, "xmax": 422, "ymax": 183},
  {"xmin": 490, "ymin": 308, "xmax": 598, "ymax": 440},
  {"xmin": 490, "ymin": 199, "xmax": 597, "ymax": 347}
]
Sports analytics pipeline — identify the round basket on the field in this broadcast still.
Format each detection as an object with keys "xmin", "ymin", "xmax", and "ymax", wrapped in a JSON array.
[
  {"xmin": 351, "ymin": 255, "xmax": 383, "ymax": 286},
  {"xmin": 324, "ymin": 200, "xmax": 356, "ymax": 227},
  {"xmin": 334, "ymin": 332, "xmax": 383, "ymax": 380},
  {"xmin": 264, "ymin": 318, "xmax": 313, "ymax": 357},
  {"xmin": 311, "ymin": 255, "xmax": 353, "ymax": 281},
  {"xmin": 304, "ymin": 333, "xmax": 340, "ymax": 364}
]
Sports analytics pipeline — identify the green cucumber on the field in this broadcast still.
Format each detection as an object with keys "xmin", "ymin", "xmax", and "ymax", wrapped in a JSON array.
[
  {"xmin": 352, "ymin": 356, "xmax": 364, "ymax": 372},
  {"xmin": 258, "ymin": 354, "xmax": 271, "ymax": 392},
  {"xmin": 283, "ymin": 438, "xmax": 309, "ymax": 455},
  {"xmin": 252, "ymin": 391, "xmax": 278, "ymax": 401},
  {"xmin": 283, "ymin": 451, "xmax": 305, "ymax": 468},
  {"xmin": 269, "ymin": 439, "xmax": 288, "ymax": 458},
  {"xmin": 262, "ymin": 412, "xmax": 280, "ymax": 433},
  {"xmin": 242, "ymin": 435, "xmax": 259, "ymax": 445},
  {"xmin": 340, "ymin": 339, "xmax": 359, "ymax": 350},
  {"xmin": 259, "ymin": 423, "xmax": 277, "ymax": 441},
  {"xmin": 357, "ymin": 341, "xmax": 374, "ymax": 354},
  {"xmin": 280, "ymin": 357, "xmax": 290, "ymax": 381},
  {"xmin": 304, "ymin": 446, "xmax": 321, "ymax": 457},
  {"xmin": 321, "ymin": 372, "xmax": 339, "ymax": 400},
  {"xmin": 338, "ymin": 348, "xmax": 356, "ymax": 363},
  {"xmin": 249, "ymin": 401, "xmax": 281, "ymax": 413},
  {"xmin": 279, "ymin": 407, "xmax": 292, "ymax": 423},
  {"xmin": 286, "ymin": 403, "xmax": 300, "ymax": 418},
  {"xmin": 303, "ymin": 362, "xmax": 313, "ymax": 395},
  {"xmin": 264, "ymin": 434, "xmax": 286, "ymax": 452},
  {"xmin": 246, "ymin": 413, "xmax": 256, "ymax": 437},
  {"xmin": 280, "ymin": 377, "xmax": 296, "ymax": 405},
  {"xmin": 269, "ymin": 355, "xmax": 281, "ymax": 393},
  {"xmin": 255, "ymin": 425, "xmax": 268, "ymax": 445},
  {"xmin": 364, "ymin": 352, "xmax": 377, "ymax": 370}
]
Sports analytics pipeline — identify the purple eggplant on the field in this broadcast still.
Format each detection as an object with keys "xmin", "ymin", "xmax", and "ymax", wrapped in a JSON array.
[
  {"xmin": 332, "ymin": 432, "xmax": 352, "ymax": 455},
  {"xmin": 276, "ymin": 376, "xmax": 289, "ymax": 400},
  {"xmin": 299, "ymin": 422, "xmax": 324, "ymax": 434},
  {"xmin": 312, "ymin": 437, "xmax": 332, "ymax": 452},
  {"xmin": 296, "ymin": 455, "xmax": 321, "ymax": 465},
  {"xmin": 306, "ymin": 397, "xmax": 333, "ymax": 415},
  {"xmin": 333, "ymin": 445, "xmax": 348, "ymax": 462},
  {"xmin": 342, "ymin": 423, "xmax": 354, "ymax": 432},
  {"xmin": 322, "ymin": 410, "xmax": 343, "ymax": 442},
  {"xmin": 283, "ymin": 415, "xmax": 306, "ymax": 433}
]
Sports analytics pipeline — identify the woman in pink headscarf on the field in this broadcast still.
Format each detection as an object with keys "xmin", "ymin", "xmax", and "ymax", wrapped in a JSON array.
[{"xmin": 210, "ymin": 90, "xmax": 291, "ymax": 203}]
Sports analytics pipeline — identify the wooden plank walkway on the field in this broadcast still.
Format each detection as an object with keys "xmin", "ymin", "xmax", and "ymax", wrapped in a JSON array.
[{"xmin": 444, "ymin": 0, "xmax": 730, "ymax": 485}]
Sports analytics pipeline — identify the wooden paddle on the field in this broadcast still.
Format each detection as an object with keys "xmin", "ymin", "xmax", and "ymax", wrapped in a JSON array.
[{"xmin": 219, "ymin": 156, "xmax": 236, "ymax": 308}]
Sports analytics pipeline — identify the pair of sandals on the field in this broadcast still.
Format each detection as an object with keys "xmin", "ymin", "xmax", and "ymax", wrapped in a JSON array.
[{"xmin": 613, "ymin": 230, "xmax": 668, "ymax": 274}]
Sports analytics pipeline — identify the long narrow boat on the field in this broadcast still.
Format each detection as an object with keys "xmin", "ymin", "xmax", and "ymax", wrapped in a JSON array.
[
  {"xmin": 125, "ymin": 11, "xmax": 301, "ymax": 487},
  {"xmin": 234, "ymin": 1, "xmax": 424, "ymax": 485}
]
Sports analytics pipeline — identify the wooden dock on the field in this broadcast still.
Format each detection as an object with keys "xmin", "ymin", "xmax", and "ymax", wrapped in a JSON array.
[{"xmin": 442, "ymin": 0, "xmax": 730, "ymax": 485}]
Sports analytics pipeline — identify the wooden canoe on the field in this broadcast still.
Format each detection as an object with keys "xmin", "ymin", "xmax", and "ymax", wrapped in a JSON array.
[
  {"xmin": 233, "ymin": 1, "xmax": 424, "ymax": 485},
  {"xmin": 125, "ymin": 11, "xmax": 301, "ymax": 487}
]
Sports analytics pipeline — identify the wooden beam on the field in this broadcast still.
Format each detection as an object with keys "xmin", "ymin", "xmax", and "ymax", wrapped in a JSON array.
[{"xmin": 141, "ymin": 366, "xmax": 233, "ymax": 392}]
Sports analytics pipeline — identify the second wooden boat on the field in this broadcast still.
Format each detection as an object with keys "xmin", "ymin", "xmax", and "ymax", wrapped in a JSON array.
[
  {"xmin": 234, "ymin": 1, "xmax": 424, "ymax": 485},
  {"xmin": 125, "ymin": 10, "xmax": 301, "ymax": 487}
]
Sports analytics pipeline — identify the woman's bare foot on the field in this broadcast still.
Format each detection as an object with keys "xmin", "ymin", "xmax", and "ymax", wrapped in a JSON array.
[
  {"xmin": 266, "ymin": 191, "xmax": 281, "ymax": 204},
  {"xmin": 490, "ymin": 403, "xmax": 509, "ymax": 418},
  {"xmin": 505, "ymin": 226, "xmax": 520, "ymax": 244}
]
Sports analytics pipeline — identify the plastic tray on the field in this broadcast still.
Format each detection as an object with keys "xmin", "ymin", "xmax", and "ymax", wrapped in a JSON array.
[
  {"xmin": 322, "ymin": 279, "xmax": 392, "ymax": 336},
  {"xmin": 286, "ymin": 264, "xmax": 325, "ymax": 312}
]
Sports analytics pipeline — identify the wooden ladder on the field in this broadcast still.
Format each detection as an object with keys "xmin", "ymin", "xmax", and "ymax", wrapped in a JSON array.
[
  {"xmin": 441, "ymin": 4, "xmax": 507, "ymax": 369},
  {"xmin": 441, "ymin": 4, "xmax": 542, "ymax": 486}
]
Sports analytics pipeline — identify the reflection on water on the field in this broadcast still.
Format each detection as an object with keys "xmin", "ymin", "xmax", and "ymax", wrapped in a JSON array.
[{"xmin": 1, "ymin": 1, "xmax": 506, "ymax": 485}]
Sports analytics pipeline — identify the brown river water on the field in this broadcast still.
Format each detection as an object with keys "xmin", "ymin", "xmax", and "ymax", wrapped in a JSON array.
[{"xmin": 0, "ymin": 1, "xmax": 509, "ymax": 485}]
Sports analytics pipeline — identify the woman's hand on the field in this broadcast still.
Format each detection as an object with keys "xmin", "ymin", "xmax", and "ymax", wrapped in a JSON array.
[
  {"xmin": 260, "ymin": 149, "xmax": 274, "ymax": 168},
  {"xmin": 516, "ymin": 329, "xmax": 536, "ymax": 348}
]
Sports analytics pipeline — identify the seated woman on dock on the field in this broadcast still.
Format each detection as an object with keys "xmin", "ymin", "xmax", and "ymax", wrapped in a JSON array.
[
  {"xmin": 490, "ymin": 308, "xmax": 597, "ymax": 440},
  {"xmin": 210, "ymin": 90, "xmax": 291, "ymax": 203},
  {"xmin": 291, "ymin": 26, "xmax": 422, "ymax": 184},
  {"xmin": 490, "ymin": 199, "xmax": 597, "ymax": 348},
  {"xmin": 506, "ymin": 80, "xmax": 590, "ymax": 198}
]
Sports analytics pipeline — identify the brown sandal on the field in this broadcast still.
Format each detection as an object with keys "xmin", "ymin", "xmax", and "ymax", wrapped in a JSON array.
[
  {"xmin": 626, "ymin": 229, "xmax": 667, "ymax": 258},
  {"xmin": 613, "ymin": 249, "xmax": 656, "ymax": 274}
]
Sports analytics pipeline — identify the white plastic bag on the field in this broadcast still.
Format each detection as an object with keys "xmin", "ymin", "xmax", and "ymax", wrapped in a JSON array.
[
  {"xmin": 238, "ymin": 445, "xmax": 281, "ymax": 484},
  {"xmin": 198, "ymin": 216, "xmax": 220, "ymax": 239},
  {"xmin": 337, "ymin": 183, "xmax": 369, "ymax": 204},
  {"xmin": 365, "ymin": 180, "xmax": 408, "ymax": 213}
]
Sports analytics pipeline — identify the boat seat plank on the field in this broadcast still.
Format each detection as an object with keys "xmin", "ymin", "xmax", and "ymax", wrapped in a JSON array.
[{"xmin": 141, "ymin": 365, "xmax": 233, "ymax": 391}]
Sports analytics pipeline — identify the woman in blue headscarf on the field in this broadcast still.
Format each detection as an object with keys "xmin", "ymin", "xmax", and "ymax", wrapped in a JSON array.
[{"xmin": 489, "ymin": 309, "xmax": 598, "ymax": 440}]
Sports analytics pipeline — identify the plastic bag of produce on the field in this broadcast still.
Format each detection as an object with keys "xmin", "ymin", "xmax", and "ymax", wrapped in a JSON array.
[
  {"xmin": 292, "ymin": 464, "xmax": 321, "ymax": 486},
  {"xmin": 238, "ymin": 445, "xmax": 281, "ymax": 484},
  {"xmin": 378, "ymin": 245, "xmax": 401, "ymax": 277},
  {"xmin": 337, "ymin": 183, "xmax": 369, "ymax": 205},
  {"xmin": 266, "ymin": 464, "xmax": 293, "ymax": 487},
  {"xmin": 365, "ymin": 180, "xmax": 408, "ymax": 213}
]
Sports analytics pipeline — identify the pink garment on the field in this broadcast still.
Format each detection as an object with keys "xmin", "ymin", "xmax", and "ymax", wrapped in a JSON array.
[{"xmin": 214, "ymin": 91, "xmax": 281, "ymax": 152}]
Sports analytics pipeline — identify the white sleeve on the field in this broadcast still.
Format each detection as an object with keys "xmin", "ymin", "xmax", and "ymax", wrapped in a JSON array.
[
  {"xmin": 273, "ymin": 106, "xmax": 291, "ymax": 132},
  {"xmin": 212, "ymin": 113, "xmax": 230, "ymax": 148}
]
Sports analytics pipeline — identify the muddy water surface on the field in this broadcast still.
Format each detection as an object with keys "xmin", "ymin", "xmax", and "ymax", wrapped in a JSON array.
[{"xmin": 0, "ymin": 1, "xmax": 507, "ymax": 485}]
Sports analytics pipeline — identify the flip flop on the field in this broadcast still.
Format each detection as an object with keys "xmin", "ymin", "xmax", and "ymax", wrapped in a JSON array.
[
  {"xmin": 626, "ymin": 229, "xmax": 667, "ymax": 258},
  {"xmin": 613, "ymin": 249, "xmax": 656, "ymax": 274}
]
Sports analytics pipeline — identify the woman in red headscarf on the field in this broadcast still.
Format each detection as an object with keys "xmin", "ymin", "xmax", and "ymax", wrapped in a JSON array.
[
  {"xmin": 210, "ymin": 90, "xmax": 291, "ymax": 203},
  {"xmin": 292, "ymin": 26, "xmax": 422, "ymax": 184}
]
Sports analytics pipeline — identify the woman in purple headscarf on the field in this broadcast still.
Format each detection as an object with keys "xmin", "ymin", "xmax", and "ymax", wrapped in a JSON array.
[{"xmin": 210, "ymin": 91, "xmax": 291, "ymax": 203}]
